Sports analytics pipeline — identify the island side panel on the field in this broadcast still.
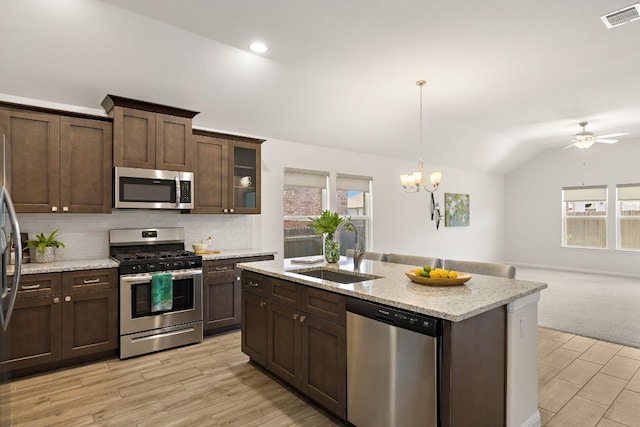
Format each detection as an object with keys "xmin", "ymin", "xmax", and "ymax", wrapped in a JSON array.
[{"xmin": 441, "ymin": 305, "xmax": 506, "ymax": 427}]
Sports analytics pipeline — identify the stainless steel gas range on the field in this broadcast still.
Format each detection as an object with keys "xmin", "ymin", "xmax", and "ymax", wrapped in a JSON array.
[{"xmin": 110, "ymin": 228, "xmax": 203, "ymax": 359}]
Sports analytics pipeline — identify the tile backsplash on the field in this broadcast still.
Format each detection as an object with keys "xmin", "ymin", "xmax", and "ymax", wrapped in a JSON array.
[{"xmin": 18, "ymin": 211, "xmax": 253, "ymax": 261}]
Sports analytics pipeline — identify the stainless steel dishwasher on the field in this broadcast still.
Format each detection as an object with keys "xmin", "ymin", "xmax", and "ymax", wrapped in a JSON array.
[{"xmin": 347, "ymin": 297, "xmax": 441, "ymax": 427}]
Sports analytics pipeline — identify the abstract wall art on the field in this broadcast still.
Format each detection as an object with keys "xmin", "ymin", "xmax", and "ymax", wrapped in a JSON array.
[{"xmin": 444, "ymin": 193, "xmax": 470, "ymax": 227}]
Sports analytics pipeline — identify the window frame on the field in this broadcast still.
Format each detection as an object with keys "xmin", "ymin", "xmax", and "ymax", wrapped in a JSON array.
[
  {"xmin": 336, "ymin": 173, "xmax": 373, "ymax": 252},
  {"xmin": 561, "ymin": 185, "xmax": 608, "ymax": 250},
  {"xmin": 616, "ymin": 184, "xmax": 640, "ymax": 252},
  {"xmin": 283, "ymin": 168, "xmax": 329, "ymax": 259}
]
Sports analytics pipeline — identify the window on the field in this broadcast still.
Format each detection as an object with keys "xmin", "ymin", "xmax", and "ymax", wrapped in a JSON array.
[
  {"xmin": 283, "ymin": 168, "xmax": 328, "ymax": 258},
  {"xmin": 617, "ymin": 184, "xmax": 640, "ymax": 251},
  {"xmin": 336, "ymin": 173, "xmax": 372, "ymax": 255},
  {"xmin": 562, "ymin": 186, "xmax": 607, "ymax": 249}
]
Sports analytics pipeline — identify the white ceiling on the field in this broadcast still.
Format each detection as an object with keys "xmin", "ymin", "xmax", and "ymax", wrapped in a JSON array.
[{"xmin": 3, "ymin": 0, "xmax": 640, "ymax": 175}]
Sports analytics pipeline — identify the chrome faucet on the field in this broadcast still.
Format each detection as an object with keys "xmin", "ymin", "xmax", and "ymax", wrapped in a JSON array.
[{"xmin": 333, "ymin": 220, "xmax": 365, "ymax": 270}]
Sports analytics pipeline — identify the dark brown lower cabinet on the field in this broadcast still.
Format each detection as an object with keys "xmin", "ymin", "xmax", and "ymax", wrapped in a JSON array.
[
  {"xmin": 241, "ymin": 272, "xmax": 347, "ymax": 419},
  {"xmin": 1, "ymin": 294, "xmax": 63, "ymax": 371},
  {"xmin": 203, "ymin": 256, "xmax": 274, "ymax": 335},
  {"xmin": 268, "ymin": 302, "xmax": 301, "ymax": 386},
  {"xmin": 62, "ymin": 288, "xmax": 118, "ymax": 359},
  {"xmin": 441, "ymin": 306, "xmax": 506, "ymax": 427},
  {"xmin": 204, "ymin": 264, "xmax": 240, "ymax": 331},
  {"xmin": 1, "ymin": 268, "xmax": 118, "ymax": 376},
  {"xmin": 301, "ymin": 313, "xmax": 347, "ymax": 419},
  {"xmin": 240, "ymin": 292, "xmax": 268, "ymax": 367}
]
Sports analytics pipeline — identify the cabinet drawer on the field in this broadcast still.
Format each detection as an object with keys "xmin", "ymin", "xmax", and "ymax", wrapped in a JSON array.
[
  {"xmin": 203, "ymin": 260, "xmax": 237, "ymax": 277},
  {"xmin": 302, "ymin": 287, "xmax": 346, "ymax": 326},
  {"xmin": 12, "ymin": 273, "xmax": 62, "ymax": 299},
  {"xmin": 63, "ymin": 268, "xmax": 117, "ymax": 293},
  {"xmin": 269, "ymin": 277, "xmax": 301, "ymax": 308},
  {"xmin": 242, "ymin": 272, "xmax": 268, "ymax": 297}
]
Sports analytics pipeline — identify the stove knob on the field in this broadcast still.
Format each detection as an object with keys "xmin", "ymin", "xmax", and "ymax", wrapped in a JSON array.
[{"xmin": 175, "ymin": 261, "xmax": 183, "ymax": 269}]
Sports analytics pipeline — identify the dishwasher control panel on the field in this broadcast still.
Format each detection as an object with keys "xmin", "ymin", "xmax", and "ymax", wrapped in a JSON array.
[{"xmin": 346, "ymin": 297, "xmax": 440, "ymax": 336}]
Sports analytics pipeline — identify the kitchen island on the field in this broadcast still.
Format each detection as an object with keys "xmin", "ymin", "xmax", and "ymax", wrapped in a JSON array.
[{"xmin": 238, "ymin": 256, "xmax": 547, "ymax": 427}]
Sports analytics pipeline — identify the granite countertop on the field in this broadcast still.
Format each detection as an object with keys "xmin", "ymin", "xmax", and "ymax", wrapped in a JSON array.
[
  {"xmin": 9, "ymin": 249, "xmax": 276, "ymax": 276},
  {"xmin": 199, "ymin": 249, "xmax": 277, "ymax": 261},
  {"xmin": 9, "ymin": 258, "xmax": 119, "ymax": 276},
  {"xmin": 237, "ymin": 257, "xmax": 547, "ymax": 322}
]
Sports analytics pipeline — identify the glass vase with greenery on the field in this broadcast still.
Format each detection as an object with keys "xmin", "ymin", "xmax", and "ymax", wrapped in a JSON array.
[{"xmin": 308, "ymin": 210, "xmax": 349, "ymax": 263}]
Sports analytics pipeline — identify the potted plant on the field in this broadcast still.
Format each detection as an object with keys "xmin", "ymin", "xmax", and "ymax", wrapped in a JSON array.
[
  {"xmin": 25, "ymin": 230, "xmax": 65, "ymax": 263},
  {"xmin": 308, "ymin": 210, "xmax": 350, "ymax": 263}
]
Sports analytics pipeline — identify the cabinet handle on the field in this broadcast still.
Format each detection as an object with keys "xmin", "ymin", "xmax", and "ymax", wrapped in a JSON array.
[
  {"xmin": 175, "ymin": 176, "xmax": 181, "ymax": 208},
  {"xmin": 62, "ymin": 206, "xmax": 69, "ymax": 212},
  {"xmin": 260, "ymin": 301, "xmax": 266, "ymax": 308},
  {"xmin": 293, "ymin": 313, "xmax": 299, "ymax": 320},
  {"xmin": 299, "ymin": 315, "xmax": 306, "ymax": 323},
  {"xmin": 52, "ymin": 206, "xmax": 58, "ymax": 212},
  {"xmin": 64, "ymin": 296, "xmax": 71, "ymax": 302},
  {"xmin": 246, "ymin": 280, "xmax": 259, "ymax": 287},
  {"xmin": 53, "ymin": 297, "xmax": 60, "ymax": 303},
  {"xmin": 214, "ymin": 267, "xmax": 229, "ymax": 271},
  {"xmin": 229, "ymin": 209, "xmax": 234, "ymax": 213},
  {"xmin": 223, "ymin": 209, "xmax": 228, "ymax": 213},
  {"xmin": 83, "ymin": 278, "xmax": 100, "ymax": 284},
  {"xmin": 21, "ymin": 284, "xmax": 41, "ymax": 290}
]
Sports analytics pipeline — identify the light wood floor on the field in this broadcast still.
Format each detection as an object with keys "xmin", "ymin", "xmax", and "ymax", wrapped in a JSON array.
[
  {"xmin": 6, "ymin": 331, "xmax": 342, "ymax": 426},
  {"xmin": 6, "ymin": 328, "xmax": 640, "ymax": 426}
]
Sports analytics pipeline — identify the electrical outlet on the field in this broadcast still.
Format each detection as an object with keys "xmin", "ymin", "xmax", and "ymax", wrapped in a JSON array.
[{"xmin": 520, "ymin": 317, "xmax": 527, "ymax": 337}]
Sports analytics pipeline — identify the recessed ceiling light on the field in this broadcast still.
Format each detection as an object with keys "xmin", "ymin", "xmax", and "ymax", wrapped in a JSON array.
[{"xmin": 249, "ymin": 42, "xmax": 268, "ymax": 53}]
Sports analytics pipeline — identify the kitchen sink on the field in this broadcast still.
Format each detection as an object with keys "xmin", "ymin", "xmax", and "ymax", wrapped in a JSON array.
[{"xmin": 294, "ymin": 268, "xmax": 381, "ymax": 284}]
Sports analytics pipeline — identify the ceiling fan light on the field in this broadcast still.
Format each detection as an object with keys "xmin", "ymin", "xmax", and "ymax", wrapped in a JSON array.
[{"xmin": 574, "ymin": 139, "xmax": 595, "ymax": 149}]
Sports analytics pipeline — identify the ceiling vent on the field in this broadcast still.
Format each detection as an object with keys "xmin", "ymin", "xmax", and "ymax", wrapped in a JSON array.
[{"xmin": 601, "ymin": 3, "xmax": 640, "ymax": 28}]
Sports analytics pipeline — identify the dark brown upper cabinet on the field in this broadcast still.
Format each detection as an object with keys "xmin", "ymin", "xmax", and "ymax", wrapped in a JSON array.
[
  {"xmin": 192, "ymin": 130, "xmax": 264, "ymax": 214},
  {"xmin": 0, "ymin": 106, "xmax": 112, "ymax": 213},
  {"xmin": 102, "ymin": 95, "xmax": 199, "ymax": 172}
]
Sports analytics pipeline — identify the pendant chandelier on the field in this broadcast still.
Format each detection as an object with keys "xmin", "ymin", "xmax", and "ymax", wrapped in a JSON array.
[{"xmin": 400, "ymin": 80, "xmax": 442, "ymax": 194}]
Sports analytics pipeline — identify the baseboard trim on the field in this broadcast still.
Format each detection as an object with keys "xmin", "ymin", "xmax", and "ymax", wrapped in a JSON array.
[
  {"xmin": 518, "ymin": 410, "xmax": 541, "ymax": 427},
  {"xmin": 508, "ymin": 261, "xmax": 640, "ymax": 279}
]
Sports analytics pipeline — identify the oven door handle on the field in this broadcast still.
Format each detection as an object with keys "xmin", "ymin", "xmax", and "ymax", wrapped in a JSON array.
[{"xmin": 120, "ymin": 269, "xmax": 202, "ymax": 284}]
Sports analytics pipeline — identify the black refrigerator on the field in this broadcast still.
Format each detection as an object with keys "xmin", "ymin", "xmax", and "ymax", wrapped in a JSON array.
[{"xmin": 0, "ymin": 124, "xmax": 23, "ymax": 426}]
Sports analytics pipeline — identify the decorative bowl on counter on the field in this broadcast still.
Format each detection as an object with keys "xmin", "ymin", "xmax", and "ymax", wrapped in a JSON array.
[
  {"xmin": 192, "ymin": 243, "xmax": 208, "ymax": 252},
  {"xmin": 405, "ymin": 270, "xmax": 472, "ymax": 286}
]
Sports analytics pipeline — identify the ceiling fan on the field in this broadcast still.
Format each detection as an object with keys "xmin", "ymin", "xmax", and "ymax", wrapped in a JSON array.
[{"xmin": 565, "ymin": 122, "xmax": 629, "ymax": 149}]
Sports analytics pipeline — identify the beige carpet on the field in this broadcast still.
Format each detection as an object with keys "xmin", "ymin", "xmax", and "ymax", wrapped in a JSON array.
[{"xmin": 517, "ymin": 266, "xmax": 640, "ymax": 349}]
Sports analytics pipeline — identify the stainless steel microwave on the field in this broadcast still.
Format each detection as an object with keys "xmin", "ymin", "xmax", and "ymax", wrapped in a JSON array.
[{"xmin": 114, "ymin": 167, "xmax": 194, "ymax": 210}]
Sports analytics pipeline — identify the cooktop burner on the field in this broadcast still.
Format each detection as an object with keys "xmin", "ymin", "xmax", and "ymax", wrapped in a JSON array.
[
  {"xmin": 113, "ymin": 250, "xmax": 195, "ymax": 262},
  {"xmin": 109, "ymin": 228, "xmax": 202, "ymax": 275}
]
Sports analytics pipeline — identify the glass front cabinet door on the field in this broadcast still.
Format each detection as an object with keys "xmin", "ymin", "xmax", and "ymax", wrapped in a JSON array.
[{"xmin": 230, "ymin": 140, "xmax": 262, "ymax": 214}]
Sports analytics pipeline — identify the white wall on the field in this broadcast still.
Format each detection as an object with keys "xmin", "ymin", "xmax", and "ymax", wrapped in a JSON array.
[
  {"xmin": 18, "ymin": 135, "xmax": 505, "ymax": 265},
  {"xmin": 256, "ymin": 138, "xmax": 505, "ymax": 263},
  {"xmin": 504, "ymin": 138, "xmax": 640, "ymax": 276}
]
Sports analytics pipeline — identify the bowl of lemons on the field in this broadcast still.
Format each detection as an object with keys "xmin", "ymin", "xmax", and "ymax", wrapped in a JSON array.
[{"xmin": 405, "ymin": 266, "xmax": 472, "ymax": 286}]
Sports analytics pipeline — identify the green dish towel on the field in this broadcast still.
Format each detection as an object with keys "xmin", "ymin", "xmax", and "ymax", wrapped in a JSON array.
[{"xmin": 151, "ymin": 273, "xmax": 173, "ymax": 312}]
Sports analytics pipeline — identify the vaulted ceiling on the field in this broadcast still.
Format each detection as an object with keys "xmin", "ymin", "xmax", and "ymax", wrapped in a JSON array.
[{"xmin": 2, "ymin": 0, "xmax": 640, "ymax": 175}]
